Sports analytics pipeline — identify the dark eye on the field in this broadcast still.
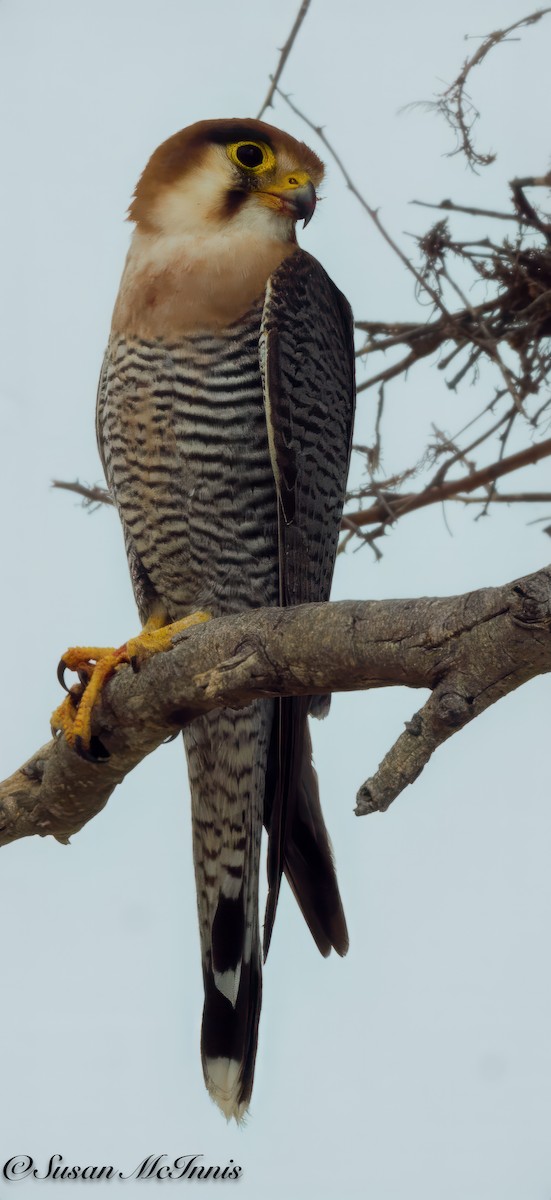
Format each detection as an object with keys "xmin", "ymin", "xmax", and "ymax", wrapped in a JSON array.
[{"xmin": 235, "ymin": 143, "xmax": 264, "ymax": 169}]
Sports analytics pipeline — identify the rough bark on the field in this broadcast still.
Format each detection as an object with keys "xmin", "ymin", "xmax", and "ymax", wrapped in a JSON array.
[{"xmin": 1, "ymin": 565, "xmax": 550, "ymax": 848}]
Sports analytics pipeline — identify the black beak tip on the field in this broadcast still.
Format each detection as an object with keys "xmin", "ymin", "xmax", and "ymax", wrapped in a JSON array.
[{"xmin": 298, "ymin": 180, "xmax": 317, "ymax": 227}]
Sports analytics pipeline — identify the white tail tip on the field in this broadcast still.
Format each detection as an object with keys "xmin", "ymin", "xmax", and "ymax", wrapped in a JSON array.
[{"xmin": 205, "ymin": 1056, "xmax": 248, "ymax": 1122}]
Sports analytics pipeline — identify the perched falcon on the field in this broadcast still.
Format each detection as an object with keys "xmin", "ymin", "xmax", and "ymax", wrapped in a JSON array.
[{"xmin": 55, "ymin": 119, "xmax": 355, "ymax": 1120}]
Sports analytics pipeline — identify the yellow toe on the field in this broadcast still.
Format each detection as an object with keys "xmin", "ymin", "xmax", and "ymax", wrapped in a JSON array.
[
  {"xmin": 126, "ymin": 610, "xmax": 211, "ymax": 666},
  {"xmin": 51, "ymin": 692, "xmax": 80, "ymax": 744},
  {"xmin": 53, "ymin": 610, "xmax": 210, "ymax": 758}
]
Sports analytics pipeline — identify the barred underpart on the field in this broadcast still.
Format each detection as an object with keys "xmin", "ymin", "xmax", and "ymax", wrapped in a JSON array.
[
  {"xmin": 98, "ymin": 303, "xmax": 278, "ymax": 1119},
  {"xmin": 97, "ymin": 300, "xmax": 278, "ymax": 622}
]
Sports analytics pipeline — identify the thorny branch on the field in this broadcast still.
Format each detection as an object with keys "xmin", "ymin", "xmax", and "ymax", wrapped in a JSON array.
[
  {"xmin": 256, "ymin": 0, "xmax": 312, "ymax": 120},
  {"xmin": 429, "ymin": 8, "xmax": 551, "ymax": 170},
  {"xmin": 343, "ymin": 437, "xmax": 551, "ymax": 535},
  {"xmin": 271, "ymin": 12, "xmax": 551, "ymax": 555},
  {"xmin": 274, "ymin": 84, "xmax": 451, "ymax": 318},
  {"xmin": 2, "ymin": 567, "xmax": 551, "ymax": 844},
  {"xmin": 349, "ymin": 175, "xmax": 551, "ymax": 550}
]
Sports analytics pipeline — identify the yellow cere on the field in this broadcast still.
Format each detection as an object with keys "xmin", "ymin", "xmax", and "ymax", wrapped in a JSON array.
[{"xmin": 226, "ymin": 141, "xmax": 277, "ymax": 174}]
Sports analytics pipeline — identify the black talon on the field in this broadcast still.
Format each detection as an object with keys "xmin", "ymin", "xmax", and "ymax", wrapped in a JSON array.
[{"xmin": 57, "ymin": 659, "xmax": 69, "ymax": 691}]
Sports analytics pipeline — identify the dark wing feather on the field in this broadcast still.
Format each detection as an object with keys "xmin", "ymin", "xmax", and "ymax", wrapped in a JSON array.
[{"xmin": 259, "ymin": 249, "xmax": 356, "ymax": 958}]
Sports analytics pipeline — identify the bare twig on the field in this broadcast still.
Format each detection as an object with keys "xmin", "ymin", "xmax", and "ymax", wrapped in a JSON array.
[
  {"xmin": 344, "ymin": 437, "xmax": 551, "ymax": 530},
  {"xmin": 457, "ymin": 492, "xmax": 551, "ymax": 505},
  {"xmin": 411, "ymin": 197, "xmax": 542, "ymax": 229},
  {"xmin": 510, "ymin": 174, "xmax": 551, "ymax": 244},
  {"xmin": 257, "ymin": 0, "xmax": 312, "ymax": 120},
  {"xmin": 432, "ymin": 8, "xmax": 551, "ymax": 170},
  {"xmin": 52, "ymin": 479, "xmax": 113, "ymax": 508},
  {"xmin": 275, "ymin": 86, "xmax": 452, "ymax": 319}
]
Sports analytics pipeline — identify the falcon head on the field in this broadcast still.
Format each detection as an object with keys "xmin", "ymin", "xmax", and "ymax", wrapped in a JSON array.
[{"xmin": 128, "ymin": 118, "xmax": 324, "ymax": 241}]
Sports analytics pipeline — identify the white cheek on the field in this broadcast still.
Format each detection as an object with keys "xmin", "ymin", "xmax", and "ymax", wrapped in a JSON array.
[
  {"xmin": 151, "ymin": 146, "xmax": 295, "ymax": 244},
  {"xmin": 230, "ymin": 197, "xmax": 294, "ymax": 241},
  {"xmin": 153, "ymin": 150, "xmax": 231, "ymax": 235}
]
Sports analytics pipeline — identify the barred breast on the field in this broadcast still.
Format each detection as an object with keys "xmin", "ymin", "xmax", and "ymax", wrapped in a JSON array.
[{"xmin": 97, "ymin": 300, "xmax": 279, "ymax": 622}]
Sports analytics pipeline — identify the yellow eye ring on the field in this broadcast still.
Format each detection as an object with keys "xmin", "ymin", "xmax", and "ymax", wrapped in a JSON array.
[{"xmin": 227, "ymin": 140, "xmax": 276, "ymax": 174}]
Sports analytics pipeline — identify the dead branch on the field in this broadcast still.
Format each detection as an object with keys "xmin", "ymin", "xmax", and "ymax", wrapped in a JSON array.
[
  {"xmin": 52, "ymin": 479, "xmax": 113, "ymax": 507},
  {"xmin": 2, "ymin": 567, "xmax": 551, "ymax": 845},
  {"xmin": 351, "ymin": 183, "xmax": 551, "ymax": 543},
  {"xmin": 411, "ymin": 198, "xmax": 533, "ymax": 225},
  {"xmin": 256, "ymin": 0, "xmax": 312, "ymax": 120},
  {"xmin": 431, "ymin": 8, "xmax": 551, "ymax": 170},
  {"xmin": 345, "ymin": 437, "xmax": 551, "ymax": 530},
  {"xmin": 273, "ymin": 62, "xmax": 551, "ymax": 550},
  {"xmin": 275, "ymin": 85, "xmax": 451, "ymax": 319}
]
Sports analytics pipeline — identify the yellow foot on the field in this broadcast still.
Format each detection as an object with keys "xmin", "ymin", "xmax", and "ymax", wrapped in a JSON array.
[{"xmin": 51, "ymin": 612, "xmax": 210, "ymax": 760}]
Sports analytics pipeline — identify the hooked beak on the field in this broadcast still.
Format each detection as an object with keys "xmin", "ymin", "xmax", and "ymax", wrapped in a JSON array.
[
  {"xmin": 286, "ymin": 179, "xmax": 317, "ymax": 227},
  {"xmin": 256, "ymin": 176, "xmax": 317, "ymax": 227}
]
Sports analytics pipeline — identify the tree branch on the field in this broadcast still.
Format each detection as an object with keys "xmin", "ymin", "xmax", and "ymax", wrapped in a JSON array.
[
  {"xmin": 256, "ymin": 0, "xmax": 312, "ymax": 120},
  {"xmin": 52, "ymin": 479, "xmax": 113, "ymax": 508},
  {"xmin": 275, "ymin": 84, "xmax": 452, "ymax": 319},
  {"xmin": 345, "ymin": 437, "xmax": 551, "ymax": 530},
  {"xmin": 2, "ymin": 566, "xmax": 551, "ymax": 847},
  {"xmin": 430, "ymin": 7, "xmax": 551, "ymax": 170}
]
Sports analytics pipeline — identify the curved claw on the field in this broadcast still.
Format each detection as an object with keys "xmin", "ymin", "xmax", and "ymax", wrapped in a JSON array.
[
  {"xmin": 58, "ymin": 657, "xmax": 94, "ymax": 691},
  {"xmin": 53, "ymin": 612, "xmax": 210, "ymax": 758},
  {"xmin": 57, "ymin": 659, "xmax": 70, "ymax": 691},
  {"xmin": 162, "ymin": 731, "xmax": 180, "ymax": 745}
]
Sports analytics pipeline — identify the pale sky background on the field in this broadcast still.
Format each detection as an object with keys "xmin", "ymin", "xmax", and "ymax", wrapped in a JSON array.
[{"xmin": 1, "ymin": 1, "xmax": 550, "ymax": 1197}]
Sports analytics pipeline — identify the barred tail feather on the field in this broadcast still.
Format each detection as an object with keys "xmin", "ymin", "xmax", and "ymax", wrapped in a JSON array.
[{"xmin": 184, "ymin": 702, "xmax": 272, "ymax": 1122}]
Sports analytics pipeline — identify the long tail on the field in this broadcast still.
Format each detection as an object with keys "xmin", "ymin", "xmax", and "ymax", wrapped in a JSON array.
[
  {"xmin": 184, "ymin": 700, "xmax": 272, "ymax": 1122},
  {"xmin": 264, "ymin": 697, "xmax": 349, "ymax": 960}
]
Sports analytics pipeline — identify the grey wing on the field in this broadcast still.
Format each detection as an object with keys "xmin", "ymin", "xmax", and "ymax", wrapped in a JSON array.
[
  {"xmin": 260, "ymin": 250, "xmax": 355, "ymax": 607},
  {"xmin": 259, "ymin": 250, "xmax": 355, "ymax": 957}
]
